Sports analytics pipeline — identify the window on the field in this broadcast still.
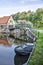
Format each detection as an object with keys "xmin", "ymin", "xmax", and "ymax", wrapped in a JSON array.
[
  {"xmin": 9, "ymin": 25, "xmax": 13, "ymax": 29},
  {"xmin": 0, "ymin": 25, "xmax": 3, "ymax": 29},
  {"xmin": 1, "ymin": 25, "xmax": 3, "ymax": 28},
  {"xmin": 10, "ymin": 20, "xmax": 12, "ymax": 23}
]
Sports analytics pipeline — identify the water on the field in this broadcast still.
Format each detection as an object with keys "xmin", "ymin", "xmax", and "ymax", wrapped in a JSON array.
[{"xmin": 0, "ymin": 37, "xmax": 29, "ymax": 65}]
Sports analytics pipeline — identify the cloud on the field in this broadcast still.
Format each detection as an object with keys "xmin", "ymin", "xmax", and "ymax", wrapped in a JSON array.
[
  {"xmin": 0, "ymin": 3, "xmax": 43, "ymax": 17},
  {"xmin": 30, "ymin": 0, "xmax": 38, "ymax": 1},
  {"xmin": 20, "ymin": 0, "xmax": 28, "ymax": 4},
  {"xmin": 19, "ymin": 0, "xmax": 42, "ymax": 4},
  {"xmin": 20, "ymin": 0, "xmax": 41, "ymax": 3},
  {"xmin": 0, "ymin": 0, "xmax": 43, "ymax": 17}
]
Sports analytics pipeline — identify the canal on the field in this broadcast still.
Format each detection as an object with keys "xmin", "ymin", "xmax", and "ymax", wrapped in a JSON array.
[{"xmin": 0, "ymin": 36, "xmax": 30, "ymax": 65}]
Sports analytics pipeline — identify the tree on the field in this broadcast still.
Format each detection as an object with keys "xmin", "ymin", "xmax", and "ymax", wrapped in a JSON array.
[
  {"xmin": 12, "ymin": 12, "xmax": 20, "ymax": 22},
  {"xmin": 12, "ymin": 8, "xmax": 43, "ymax": 27}
]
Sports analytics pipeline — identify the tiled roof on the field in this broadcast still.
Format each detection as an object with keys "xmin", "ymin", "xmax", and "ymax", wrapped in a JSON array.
[{"xmin": 0, "ymin": 16, "xmax": 10, "ymax": 24}]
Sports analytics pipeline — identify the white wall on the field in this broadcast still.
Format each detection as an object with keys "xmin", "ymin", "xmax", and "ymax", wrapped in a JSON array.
[{"xmin": 7, "ymin": 16, "xmax": 15, "ymax": 28}]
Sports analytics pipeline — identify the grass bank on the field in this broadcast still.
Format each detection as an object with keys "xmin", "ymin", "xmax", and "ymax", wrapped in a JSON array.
[
  {"xmin": 29, "ymin": 33, "xmax": 43, "ymax": 65},
  {"xmin": 36, "ymin": 27, "xmax": 43, "ymax": 30}
]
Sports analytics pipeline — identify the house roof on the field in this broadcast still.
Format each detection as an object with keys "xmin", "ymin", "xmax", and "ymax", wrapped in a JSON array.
[{"xmin": 0, "ymin": 16, "xmax": 11, "ymax": 24}]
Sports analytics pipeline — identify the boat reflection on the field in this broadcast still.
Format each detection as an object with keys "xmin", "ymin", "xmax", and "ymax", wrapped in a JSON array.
[{"xmin": 14, "ymin": 54, "xmax": 30, "ymax": 65}]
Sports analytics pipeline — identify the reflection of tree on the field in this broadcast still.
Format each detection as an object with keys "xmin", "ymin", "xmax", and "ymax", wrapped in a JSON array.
[{"xmin": 14, "ymin": 54, "xmax": 30, "ymax": 65}]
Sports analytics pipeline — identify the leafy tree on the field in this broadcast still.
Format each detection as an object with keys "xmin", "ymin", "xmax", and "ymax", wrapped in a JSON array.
[{"xmin": 12, "ymin": 8, "xmax": 43, "ymax": 27}]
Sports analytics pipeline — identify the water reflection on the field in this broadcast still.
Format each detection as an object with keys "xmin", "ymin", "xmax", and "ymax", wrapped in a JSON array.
[
  {"xmin": 14, "ymin": 54, "xmax": 30, "ymax": 65},
  {"xmin": 0, "ymin": 44, "xmax": 15, "ymax": 65},
  {"xmin": 0, "ymin": 34, "xmax": 27, "ymax": 45},
  {"xmin": 14, "ymin": 39, "xmax": 27, "ymax": 45},
  {"xmin": 0, "ymin": 43, "xmax": 29, "ymax": 65},
  {"xmin": 0, "ymin": 39, "xmax": 11, "ymax": 46},
  {"xmin": 0, "ymin": 35, "xmax": 29, "ymax": 65}
]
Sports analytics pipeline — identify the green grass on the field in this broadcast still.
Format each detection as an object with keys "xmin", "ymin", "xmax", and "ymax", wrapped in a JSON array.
[
  {"xmin": 29, "ymin": 33, "xmax": 43, "ymax": 65},
  {"xmin": 36, "ymin": 27, "xmax": 43, "ymax": 30}
]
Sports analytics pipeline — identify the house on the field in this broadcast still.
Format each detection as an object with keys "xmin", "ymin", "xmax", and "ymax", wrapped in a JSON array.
[
  {"xmin": 17, "ymin": 20, "xmax": 26, "ymax": 24},
  {"xmin": 0, "ymin": 16, "xmax": 15, "ymax": 32}
]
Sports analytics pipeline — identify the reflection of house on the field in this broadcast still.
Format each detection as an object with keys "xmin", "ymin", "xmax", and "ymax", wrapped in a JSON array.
[
  {"xmin": 0, "ymin": 16, "xmax": 15, "ymax": 31},
  {"xmin": 0, "ymin": 39, "xmax": 11, "ymax": 46}
]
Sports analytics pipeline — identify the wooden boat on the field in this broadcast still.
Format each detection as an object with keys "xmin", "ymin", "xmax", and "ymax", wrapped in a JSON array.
[{"xmin": 15, "ymin": 43, "xmax": 35, "ymax": 55}]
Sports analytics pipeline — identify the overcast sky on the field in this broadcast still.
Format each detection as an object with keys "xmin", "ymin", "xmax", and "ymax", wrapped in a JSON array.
[{"xmin": 0, "ymin": 0, "xmax": 43, "ymax": 17}]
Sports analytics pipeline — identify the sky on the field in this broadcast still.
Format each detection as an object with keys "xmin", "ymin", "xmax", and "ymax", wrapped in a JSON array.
[{"xmin": 0, "ymin": 0, "xmax": 43, "ymax": 17}]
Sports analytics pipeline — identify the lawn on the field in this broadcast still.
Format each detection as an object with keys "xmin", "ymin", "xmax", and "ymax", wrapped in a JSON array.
[
  {"xmin": 29, "ymin": 33, "xmax": 43, "ymax": 65},
  {"xmin": 36, "ymin": 27, "xmax": 43, "ymax": 30}
]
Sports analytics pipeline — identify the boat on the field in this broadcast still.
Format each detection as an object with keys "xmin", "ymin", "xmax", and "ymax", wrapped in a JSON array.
[{"xmin": 15, "ymin": 43, "xmax": 35, "ymax": 56}]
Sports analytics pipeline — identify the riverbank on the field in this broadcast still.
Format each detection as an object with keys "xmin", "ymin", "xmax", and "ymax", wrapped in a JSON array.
[
  {"xmin": 37, "ymin": 27, "xmax": 43, "ymax": 30},
  {"xmin": 29, "ymin": 33, "xmax": 43, "ymax": 65}
]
